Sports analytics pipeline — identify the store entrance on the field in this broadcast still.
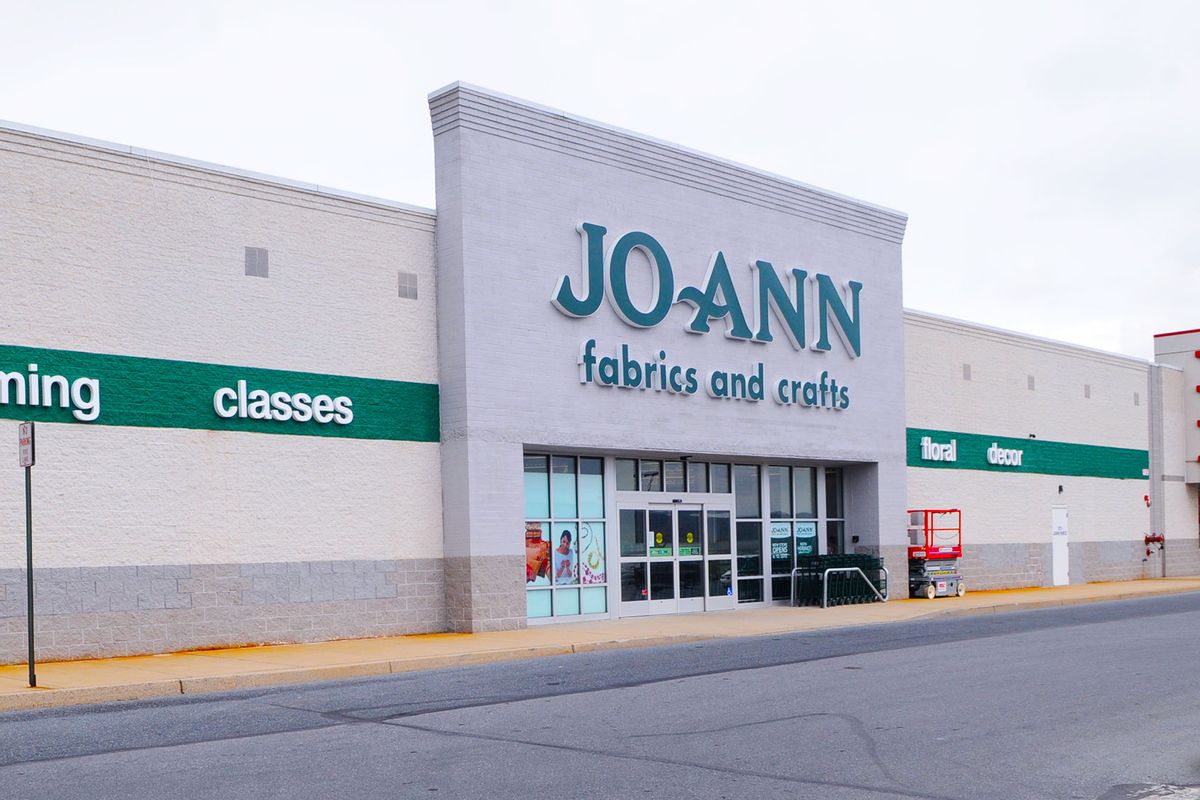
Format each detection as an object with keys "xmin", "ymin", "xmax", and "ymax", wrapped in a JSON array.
[{"xmin": 618, "ymin": 502, "xmax": 736, "ymax": 616}]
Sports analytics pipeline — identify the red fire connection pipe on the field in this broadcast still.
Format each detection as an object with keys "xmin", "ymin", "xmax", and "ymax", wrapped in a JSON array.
[{"xmin": 1145, "ymin": 533, "xmax": 1165, "ymax": 569}]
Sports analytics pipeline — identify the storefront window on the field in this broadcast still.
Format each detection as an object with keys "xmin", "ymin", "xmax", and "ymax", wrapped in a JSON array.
[
  {"xmin": 768, "ymin": 466, "xmax": 790, "ymax": 519},
  {"xmin": 736, "ymin": 521, "xmax": 762, "ymax": 577},
  {"xmin": 737, "ymin": 578, "xmax": 763, "ymax": 603},
  {"xmin": 579, "ymin": 521, "xmax": 606, "ymax": 585},
  {"xmin": 825, "ymin": 468, "xmax": 844, "ymax": 518},
  {"xmin": 794, "ymin": 467, "xmax": 817, "ymax": 518},
  {"xmin": 525, "ymin": 453, "xmax": 607, "ymax": 619},
  {"xmin": 523, "ymin": 455, "xmax": 549, "ymax": 518},
  {"xmin": 734, "ymin": 465, "xmax": 760, "ymax": 518},
  {"xmin": 580, "ymin": 457, "xmax": 604, "ymax": 517},
  {"xmin": 620, "ymin": 508, "xmax": 645, "ymax": 557},
  {"xmin": 616, "ymin": 458, "xmax": 638, "ymax": 491},
  {"xmin": 710, "ymin": 463, "xmax": 731, "ymax": 493},
  {"xmin": 526, "ymin": 521, "xmax": 551, "ymax": 588},
  {"xmin": 551, "ymin": 456, "xmax": 577, "ymax": 518},
  {"xmin": 768, "ymin": 465, "xmax": 825, "ymax": 599},
  {"xmin": 552, "ymin": 523, "xmax": 579, "ymax": 585},
  {"xmin": 615, "ymin": 459, "xmax": 733, "ymax": 495},
  {"xmin": 770, "ymin": 521, "xmax": 792, "ymax": 578},
  {"xmin": 732, "ymin": 465, "xmax": 763, "ymax": 603},
  {"xmin": 621, "ymin": 562, "xmax": 646, "ymax": 602},
  {"xmin": 826, "ymin": 468, "xmax": 845, "ymax": 554},
  {"xmin": 826, "ymin": 520, "xmax": 845, "ymax": 556},
  {"xmin": 664, "ymin": 460, "xmax": 685, "ymax": 493},
  {"xmin": 640, "ymin": 460, "xmax": 663, "ymax": 492},
  {"xmin": 526, "ymin": 589, "xmax": 552, "ymax": 618}
]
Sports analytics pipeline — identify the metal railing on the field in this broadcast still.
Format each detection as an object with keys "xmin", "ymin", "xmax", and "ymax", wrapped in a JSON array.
[
  {"xmin": 821, "ymin": 566, "xmax": 888, "ymax": 608},
  {"xmin": 791, "ymin": 565, "xmax": 890, "ymax": 608}
]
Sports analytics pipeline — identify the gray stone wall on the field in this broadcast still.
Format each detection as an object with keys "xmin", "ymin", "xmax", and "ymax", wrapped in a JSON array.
[
  {"xmin": 0, "ymin": 558, "xmax": 445, "ymax": 664},
  {"xmin": 957, "ymin": 543, "xmax": 1051, "ymax": 590},
  {"xmin": 1165, "ymin": 537, "xmax": 1200, "ymax": 577},
  {"xmin": 953, "ymin": 541, "xmax": 1170, "ymax": 590},
  {"xmin": 1069, "ymin": 540, "xmax": 1150, "ymax": 583},
  {"xmin": 445, "ymin": 555, "xmax": 525, "ymax": 633}
]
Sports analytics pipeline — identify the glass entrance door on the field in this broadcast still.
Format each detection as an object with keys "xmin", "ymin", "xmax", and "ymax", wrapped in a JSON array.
[{"xmin": 618, "ymin": 502, "xmax": 736, "ymax": 616}]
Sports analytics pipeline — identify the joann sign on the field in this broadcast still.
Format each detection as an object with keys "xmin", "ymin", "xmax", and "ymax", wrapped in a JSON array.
[{"xmin": 552, "ymin": 223, "xmax": 864, "ymax": 358}]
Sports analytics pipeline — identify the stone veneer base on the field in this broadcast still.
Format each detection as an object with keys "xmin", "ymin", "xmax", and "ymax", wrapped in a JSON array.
[{"xmin": 0, "ymin": 558, "xmax": 445, "ymax": 664}]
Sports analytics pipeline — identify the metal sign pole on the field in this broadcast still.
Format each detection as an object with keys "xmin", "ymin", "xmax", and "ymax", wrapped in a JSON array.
[
  {"xmin": 18, "ymin": 421, "xmax": 35, "ymax": 688},
  {"xmin": 25, "ymin": 461, "xmax": 34, "ymax": 687}
]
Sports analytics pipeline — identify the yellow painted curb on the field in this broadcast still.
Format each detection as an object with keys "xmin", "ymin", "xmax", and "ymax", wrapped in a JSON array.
[
  {"xmin": 922, "ymin": 582, "xmax": 1200, "ymax": 621},
  {"xmin": 1, "ymin": 581, "xmax": 1197, "ymax": 713},
  {"xmin": 388, "ymin": 644, "xmax": 575, "ymax": 673},
  {"xmin": 179, "ymin": 661, "xmax": 394, "ymax": 694},
  {"xmin": 0, "ymin": 680, "xmax": 182, "ymax": 712},
  {"xmin": 570, "ymin": 634, "xmax": 710, "ymax": 654}
]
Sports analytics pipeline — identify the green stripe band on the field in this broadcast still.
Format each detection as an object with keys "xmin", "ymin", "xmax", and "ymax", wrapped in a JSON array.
[
  {"xmin": 907, "ymin": 427, "xmax": 1147, "ymax": 480},
  {"xmin": 0, "ymin": 344, "xmax": 439, "ymax": 442}
]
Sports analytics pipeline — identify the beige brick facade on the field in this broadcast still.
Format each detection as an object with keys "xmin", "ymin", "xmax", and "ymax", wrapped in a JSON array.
[{"xmin": 0, "ymin": 88, "xmax": 1196, "ymax": 663}]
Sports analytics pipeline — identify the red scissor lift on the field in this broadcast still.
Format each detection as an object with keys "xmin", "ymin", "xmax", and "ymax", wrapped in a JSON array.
[{"xmin": 907, "ymin": 509, "xmax": 966, "ymax": 599}]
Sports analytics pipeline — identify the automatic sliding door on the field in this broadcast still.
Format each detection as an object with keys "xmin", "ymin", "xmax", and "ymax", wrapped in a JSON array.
[
  {"xmin": 677, "ymin": 508, "xmax": 704, "ymax": 612},
  {"xmin": 646, "ymin": 510, "xmax": 676, "ymax": 611},
  {"xmin": 619, "ymin": 507, "xmax": 676, "ymax": 615},
  {"xmin": 618, "ymin": 502, "xmax": 735, "ymax": 616}
]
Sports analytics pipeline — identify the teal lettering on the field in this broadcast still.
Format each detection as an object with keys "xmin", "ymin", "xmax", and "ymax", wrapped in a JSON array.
[
  {"xmin": 598, "ymin": 356, "xmax": 619, "ymax": 385},
  {"xmin": 621, "ymin": 344, "xmax": 642, "ymax": 387},
  {"xmin": 606, "ymin": 231, "xmax": 674, "ymax": 328},
  {"xmin": 730, "ymin": 372, "xmax": 747, "ymax": 398},
  {"xmin": 676, "ymin": 252, "xmax": 753, "ymax": 340},
  {"xmin": 708, "ymin": 370, "xmax": 729, "ymax": 398},
  {"xmin": 748, "ymin": 362, "xmax": 764, "ymax": 401},
  {"xmin": 814, "ymin": 274, "xmax": 862, "ymax": 357},
  {"xmin": 752, "ymin": 261, "xmax": 807, "ymax": 348},
  {"xmin": 552, "ymin": 223, "xmax": 607, "ymax": 317}
]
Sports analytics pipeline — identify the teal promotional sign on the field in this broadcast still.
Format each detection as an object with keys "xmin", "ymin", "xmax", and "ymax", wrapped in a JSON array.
[
  {"xmin": 906, "ymin": 428, "xmax": 1147, "ymax": 480},
  {"xmin": 795, "ymin": 521, "xmax": 817, "ymax": 555},
  {"xmin": 0, "ymin": 344, "xmax": 438, "ymax": 442},
  {"xmin": 770, "ymin": 523, "xmax": 792, "ymax": 560}
]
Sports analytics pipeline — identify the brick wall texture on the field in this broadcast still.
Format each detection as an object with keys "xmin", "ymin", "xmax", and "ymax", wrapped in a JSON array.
[
  {"xmin": 3, "ymin": 103, "xmax": 1199, "ymax": 663},
  {"xmin": 0, "ymin": 559, "xmax": 445, "ymax": 663},
  {"xmin": 0, "ymin": 126, "xmax": 449, "ymax": 660},
  {"xmin": 904, "ymin": 312, "xmax": 1200, "ymax": 589},
  {"xmin": 444, "ymin": 555, "xmax": 526, "ymax": 633}
]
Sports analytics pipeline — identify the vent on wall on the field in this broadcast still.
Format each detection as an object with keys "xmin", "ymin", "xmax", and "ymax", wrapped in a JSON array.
[
  {"xmin": 398, "ymin": 271, "xmax": 418, "ymax": 300},
  {"xmin": 962, "ymin": 363, "xmax": 971, "ymax": 381},
  {"xmin": 1027, "ymin": 375, "xmax": 1035, "ymax": 391},
  {"xmin": 244, "ymin": 247, "xmax": 269, "ymax": 278},
  {"xmin": 1084, "ymin": 383, "xmax": 1091, "ymax": 399},
  {"xmin": 1134, "ymin": 391, "xmax": 1140, "ymax": 406}
]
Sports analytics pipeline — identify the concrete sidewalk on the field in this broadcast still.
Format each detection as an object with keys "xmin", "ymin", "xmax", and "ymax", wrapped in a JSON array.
[{"xmin": 3, "ymin": 577, "xmax": 1198, "ymax": 712}]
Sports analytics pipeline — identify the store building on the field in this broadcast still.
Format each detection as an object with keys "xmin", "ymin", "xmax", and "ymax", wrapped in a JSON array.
[
  {"xmin": 905, "ymin": 311, "xmax": 1199, "ymax": 588},
  {"xmin": 0, "ymin": 84, "xmax": 1195, "ymax": 663}
]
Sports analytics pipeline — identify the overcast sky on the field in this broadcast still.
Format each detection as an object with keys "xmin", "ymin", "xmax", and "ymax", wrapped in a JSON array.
[{"xmin": 2, "ymin": 1, "xmax": 1196, "ymax": 358}]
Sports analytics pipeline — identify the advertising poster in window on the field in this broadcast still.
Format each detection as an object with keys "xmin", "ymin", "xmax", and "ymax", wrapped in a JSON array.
[
  {"xmin": 525, "ymin": 522, "xmax": 550, "ymax": 586},
  {"xmin": 770, "ymin": 523, "xmax": 792, "ymax": 561},
  {"xmin": 795, "ymin": 521, "xmax": 817, "ymax": 556},
  {"xmin": 553, "ymin": 523, "xmax": 579, "ymax": 585},
  {"xmin": 579, "ymin": 522, "xmax": 606, "ymax": 584}
]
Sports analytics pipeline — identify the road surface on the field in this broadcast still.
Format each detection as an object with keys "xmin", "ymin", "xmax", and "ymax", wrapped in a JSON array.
[{"xmin": 2, "ymin": 593, "xmax": 1199, "ymax": 799}]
